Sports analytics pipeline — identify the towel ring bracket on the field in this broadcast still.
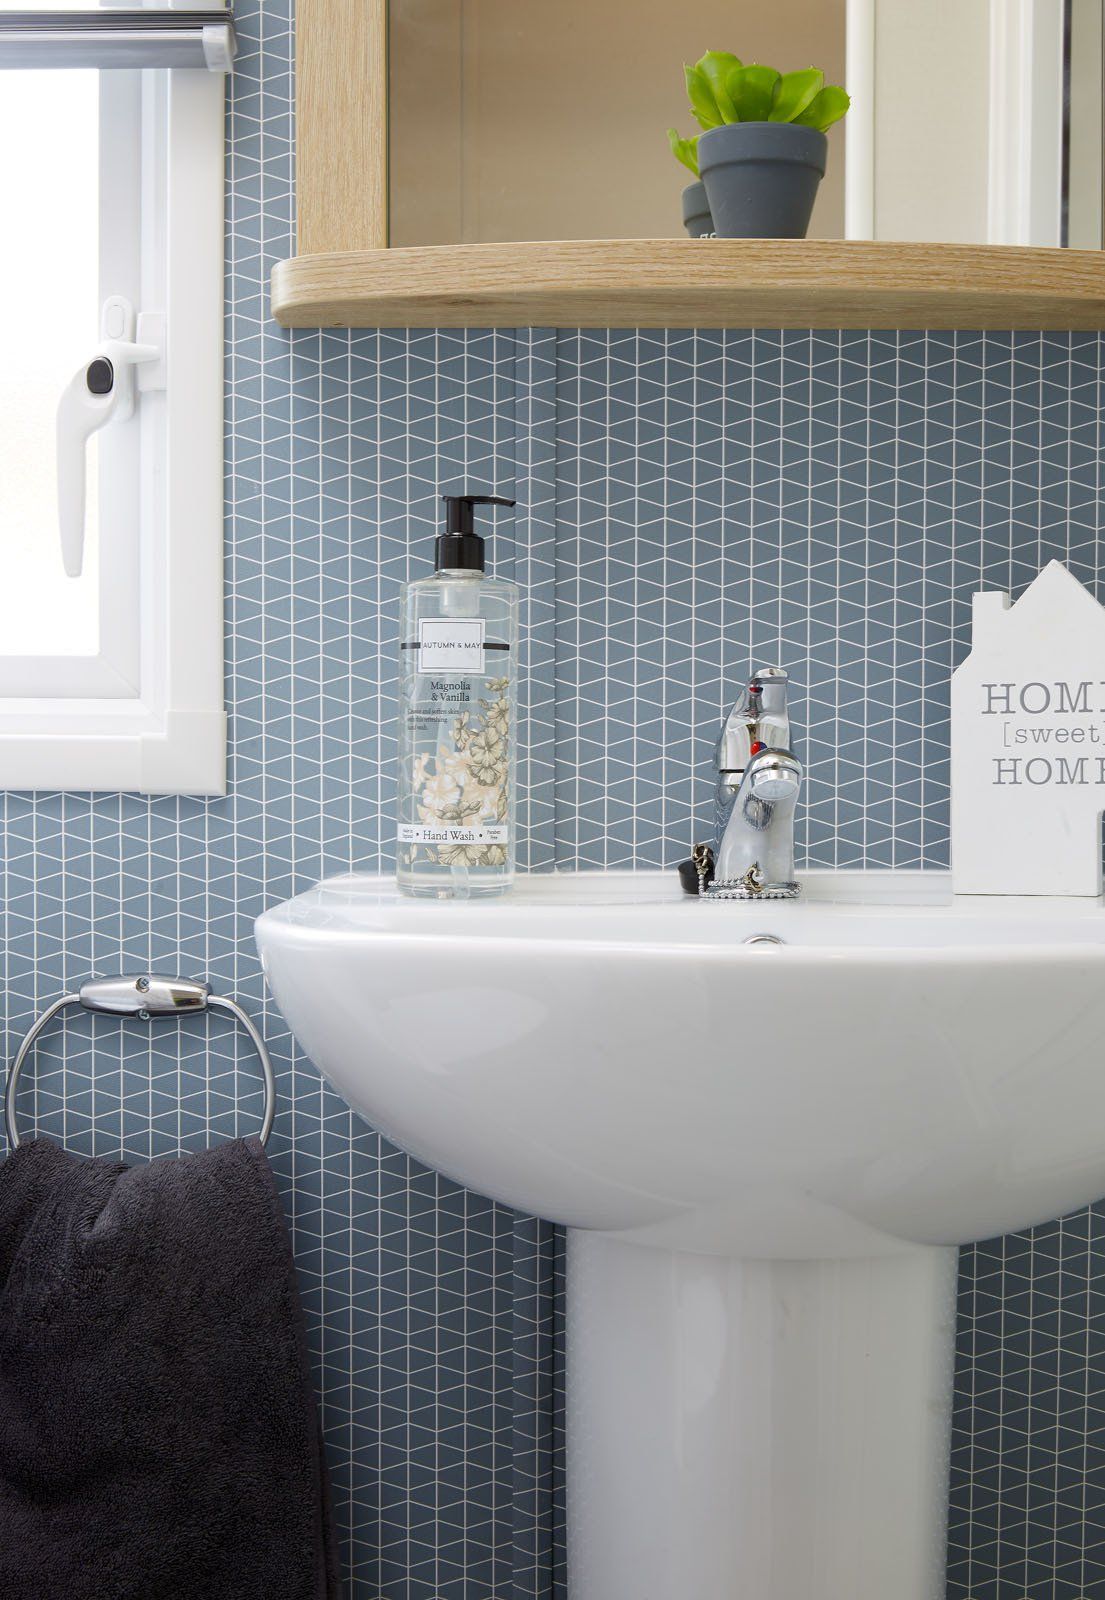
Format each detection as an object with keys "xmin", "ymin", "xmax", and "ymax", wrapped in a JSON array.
[{"xmin": 3, "ymin": 974, "xmax": 276, "ymax": 1151}]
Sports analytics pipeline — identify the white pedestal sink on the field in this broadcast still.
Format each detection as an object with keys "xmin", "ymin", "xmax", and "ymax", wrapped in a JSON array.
[{"xmin": 256, "ymin": 870, "xmax": 1105, "ymax": 1600}]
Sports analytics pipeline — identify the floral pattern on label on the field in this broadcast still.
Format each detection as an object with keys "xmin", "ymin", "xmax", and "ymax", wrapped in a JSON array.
[{"xmin": 409, "ymin": 677, "xmax": 510, "ymax": 866}]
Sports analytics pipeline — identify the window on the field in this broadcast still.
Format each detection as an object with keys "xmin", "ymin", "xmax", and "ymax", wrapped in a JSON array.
[{"xmin": 0, "ymin": 8, "xmax": 230, "ymax": 792}]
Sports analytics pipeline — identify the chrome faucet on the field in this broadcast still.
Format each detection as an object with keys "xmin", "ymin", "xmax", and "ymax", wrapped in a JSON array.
[{"xmin": 709, "ymin": 667, "xmax": 802, "ymax": 898}]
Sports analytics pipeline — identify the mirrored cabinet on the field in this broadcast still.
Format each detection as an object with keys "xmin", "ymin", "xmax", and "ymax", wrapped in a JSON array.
[{"xmin": 273, "ymin": 0, "xmax": 1105, "ymax": 329}]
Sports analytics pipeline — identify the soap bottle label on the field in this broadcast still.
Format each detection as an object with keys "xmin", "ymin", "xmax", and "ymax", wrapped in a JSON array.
[
  {"xmin": 400, "ymin": 672, "xmax": 512, "ymax": 867},
  {"xmin": 398, "ymin": 822, "xmax": 510, "ymax": 846},
  {"xmin": 417, "ymin": 618, "xmax": 485, "ymax": 674}
]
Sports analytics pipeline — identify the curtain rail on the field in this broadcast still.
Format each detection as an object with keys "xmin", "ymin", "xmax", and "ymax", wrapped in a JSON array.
[{"xmin": 0, "ymin": 10, "xmax": 234, "ymax": 71}]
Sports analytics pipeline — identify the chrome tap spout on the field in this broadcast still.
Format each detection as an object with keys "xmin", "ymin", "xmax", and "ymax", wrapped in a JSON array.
[{"xmin": 711, "ymin": 668, "xmax": 802, "ymax": 899}]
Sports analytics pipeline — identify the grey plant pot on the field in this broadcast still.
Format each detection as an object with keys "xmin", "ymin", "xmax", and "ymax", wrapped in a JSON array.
[
  {"xmin": 681, "ymin": 180, "xmax": 714, "ymax": 238},
  {"xmin": 698, "ymin": 122, "xmax": 827, "ymax": 239}
]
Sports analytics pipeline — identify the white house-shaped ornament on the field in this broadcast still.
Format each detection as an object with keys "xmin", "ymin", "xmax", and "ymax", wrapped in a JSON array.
[{"xmin": 951, "ymin": 561, "xmax": 1105, "ymax": 896}]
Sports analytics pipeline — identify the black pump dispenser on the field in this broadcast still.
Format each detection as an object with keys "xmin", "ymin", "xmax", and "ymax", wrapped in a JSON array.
[{"xmin": 436, "ymin": 492, "xmax": 516, "ymax": 572}]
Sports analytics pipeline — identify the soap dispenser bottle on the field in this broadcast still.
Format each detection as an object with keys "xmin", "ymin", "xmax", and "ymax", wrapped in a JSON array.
[{"xmin": 396, "ymin": 492, "xmax": 518, "ymax": 899}]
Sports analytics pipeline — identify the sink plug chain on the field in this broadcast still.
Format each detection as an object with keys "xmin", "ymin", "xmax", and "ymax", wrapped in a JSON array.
[
  {"xmin": 679, "ymin": 845, "xmax": 798, "ymax": 900},
  {"xmin": 705, "ymin": 864, "xmax": 765, "ymax": 900},
  {"xmin": 705, "ymin": 864, "xmax": 801, "ymax": 902},
  {"xmin": 692, "ymin": 842, "xmax": 715, "ymax": 894}
]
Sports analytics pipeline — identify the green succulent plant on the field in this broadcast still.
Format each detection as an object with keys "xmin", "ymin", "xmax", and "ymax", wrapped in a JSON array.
[
  {"xmin": 668, "ymin": 128, "xmax": 701, "ymax": 178},
  {"xmin": 668, "ymin": 49, "xmax": 850, "ymax": 174}
]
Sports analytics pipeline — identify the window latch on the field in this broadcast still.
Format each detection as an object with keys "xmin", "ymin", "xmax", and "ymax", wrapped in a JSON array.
[{"xmin": 57, "ymin": 295, "xmax": 166, "ymax": 579}]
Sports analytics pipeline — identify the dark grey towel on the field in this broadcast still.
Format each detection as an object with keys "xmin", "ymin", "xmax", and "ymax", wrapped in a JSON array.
[{"xmin": 0, "ymin": 1135, "xmax": 340, "ymax": 1600}]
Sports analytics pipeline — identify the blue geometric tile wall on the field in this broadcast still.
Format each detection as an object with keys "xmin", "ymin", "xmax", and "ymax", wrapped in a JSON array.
[
  {"xmin": 949, "ymin": 1216, "xmax": 1105, "ymax": 1599},
  {"xmin": 0, "ymin": 2, "xmax": 1103, "ymax": 1597}
]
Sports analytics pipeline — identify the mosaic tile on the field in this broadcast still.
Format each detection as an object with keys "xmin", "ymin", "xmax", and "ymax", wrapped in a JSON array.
[{"xmin": 1, "ymin": 0, "xmax": 1105, "ymax": 1593}]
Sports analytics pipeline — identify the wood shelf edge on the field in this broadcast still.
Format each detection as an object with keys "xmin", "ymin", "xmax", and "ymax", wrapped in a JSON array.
[{"xmin": 271, "ymin": 239, "xmax": 1105, "ymax": 331}]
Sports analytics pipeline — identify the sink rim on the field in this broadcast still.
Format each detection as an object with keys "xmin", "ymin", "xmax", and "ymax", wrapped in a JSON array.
[
  {"xmin": 265, "ymin": 865, "xmax": 951, "ymax": 906},
  {"xmin": 256, "ymin": 867, "xmax": 1105, "ymax": 959}
]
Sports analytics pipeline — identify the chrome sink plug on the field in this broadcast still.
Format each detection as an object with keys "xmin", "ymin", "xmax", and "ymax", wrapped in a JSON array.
[{"xmin": 708, "ymin": 667, "xmax": 802, "ymax": 899}]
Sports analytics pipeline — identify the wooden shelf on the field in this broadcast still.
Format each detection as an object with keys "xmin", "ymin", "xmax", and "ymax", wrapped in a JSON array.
[{"xmin": 271, "ymin": 238, "xmax": 1105, "ymax": 331}]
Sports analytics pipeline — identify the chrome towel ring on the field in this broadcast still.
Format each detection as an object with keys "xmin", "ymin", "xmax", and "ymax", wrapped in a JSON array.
[{"xmin": 4, "ymin": 975, "xmax": 276, "ymax": 1151}]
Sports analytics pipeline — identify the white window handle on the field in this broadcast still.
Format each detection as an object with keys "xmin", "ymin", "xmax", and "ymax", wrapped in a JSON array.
[{"xmin": 57, "ymin": 296, "xmax": 163, "ymax": 578}]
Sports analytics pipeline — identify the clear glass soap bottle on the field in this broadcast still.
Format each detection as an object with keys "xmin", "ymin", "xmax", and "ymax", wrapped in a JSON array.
[{"xmin": 396, "ymin": 492, "xmax": 518, "ymax": 899}]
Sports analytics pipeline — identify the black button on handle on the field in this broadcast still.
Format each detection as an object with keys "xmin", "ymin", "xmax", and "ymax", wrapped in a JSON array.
[{"xmin": 85, "ymin": 357, "xmax": 114, "ymax": 397}]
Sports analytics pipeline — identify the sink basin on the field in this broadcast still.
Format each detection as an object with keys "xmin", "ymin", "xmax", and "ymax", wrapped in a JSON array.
[
  {"xmin": 256, "ymin": 870, "xmax": 1105, "ymax": 1600},
  {"xmin": 256, "ymin": 869, "xmax": 1105, "ymax": 1257}
]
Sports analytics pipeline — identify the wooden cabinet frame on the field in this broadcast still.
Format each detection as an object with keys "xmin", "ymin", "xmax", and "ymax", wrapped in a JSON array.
[
  {"xmin": 280, "ymin": 0, "xmax": 1105, "ymax": 330},
  {"xmin": 297, "ymin": 0, "xmax": 388, "ymax": 254}
]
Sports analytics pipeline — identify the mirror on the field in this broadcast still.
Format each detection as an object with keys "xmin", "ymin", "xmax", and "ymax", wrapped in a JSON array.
[
  {"xmin": 388, "ymin": 0, "xmax": 846, "ymax": 245},
  {"xmin": 388, "ymin": 0, "xmax": 1105, "ymax": 250}
]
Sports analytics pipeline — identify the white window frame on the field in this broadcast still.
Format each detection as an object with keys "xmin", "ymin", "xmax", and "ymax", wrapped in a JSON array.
[{"xmin": 0, "ymin": 55, "xmax": 226, "ymax": 794}]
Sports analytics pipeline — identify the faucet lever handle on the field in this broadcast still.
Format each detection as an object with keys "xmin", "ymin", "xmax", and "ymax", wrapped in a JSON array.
[
  {"xmin": 750, "ymin": 666, "xmax": 791, "ymax": 753},
  {"xmin": 716, "ymin": 667, "xmax": 791, "ymax": 773}
]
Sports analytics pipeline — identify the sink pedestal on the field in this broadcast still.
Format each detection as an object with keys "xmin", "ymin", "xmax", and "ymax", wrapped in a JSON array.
[
  {"xmin": 256, "ymin": 871, "xmax": 1105, "ymax": 1596},
  {"xmin": 566, "ymin": 1233, "xmax": 959, "ymax": 1600}
]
